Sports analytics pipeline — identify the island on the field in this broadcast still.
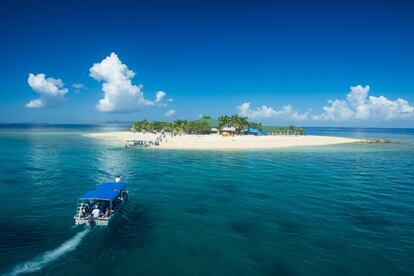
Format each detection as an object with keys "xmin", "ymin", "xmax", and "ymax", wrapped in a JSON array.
[{"xmin": 86, "ymin": 115, "xmax": 363, "ymax": 150}]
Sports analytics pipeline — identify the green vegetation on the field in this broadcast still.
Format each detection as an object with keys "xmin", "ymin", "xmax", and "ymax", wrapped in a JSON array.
[
  {"xmin": 131, "ymin": 118, "xmax": 211, "ymax": 134},
  {"xmin": 131, "ymin": 115, "xmax": 304, "ymax": 135},
  {"xmin": 262, "ymin": 125, "xmax": 305, "ymax": 135},
  {"xmin": 218, "ymin": 115, "xmax": 263, "ymax": 133}
]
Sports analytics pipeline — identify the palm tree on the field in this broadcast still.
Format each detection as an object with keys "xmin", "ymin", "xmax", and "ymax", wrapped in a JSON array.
[
  {"xmin": 218, "ymin": 115, "xmax": 231, "ymax": 130},
  {"xmin": 132, "ymin": 119, "xmax": 151, "ymax": 132},
  {"xmin": 173, "ymin": 120, "xmax": 188, "ymax": 133},
  {"xmin": 230, "ymin": 115, "xmax": 248, "ymax": 134}
]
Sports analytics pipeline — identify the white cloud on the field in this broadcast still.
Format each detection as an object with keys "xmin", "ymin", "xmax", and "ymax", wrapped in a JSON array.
[
  {"xmin": 155, "ymin": 91, "xmax": 166, "ymax": 102},
  {"xmin": 89, "ymin": 52, "xmax": 169, "ymax": 113},
  {"xmin": 312, "ymin": 99, "xmax": 354, "ymax": 121},
  {"xmin": 165, "ymin": 109, "xmax": 176, "ymax": 117},
  {"xmin": 238, "ymin": 85, "xmax": 414, "ymax": 123},
  {"xmin": 237, "ymin": 102, "xmax": 309, "ymax": 121},
  {"xmin": 315, "ymin": 85, "xmax": 414, "ymax": 121},
  {"xmin": 26, "ymin": 73, "xmax": 68, "ymax": 108}
]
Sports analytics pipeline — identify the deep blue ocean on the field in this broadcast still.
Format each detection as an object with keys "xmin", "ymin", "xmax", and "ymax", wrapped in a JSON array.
[{"xmin": 0, "ymin": 125, "xmax": 413, "ymax": 275}]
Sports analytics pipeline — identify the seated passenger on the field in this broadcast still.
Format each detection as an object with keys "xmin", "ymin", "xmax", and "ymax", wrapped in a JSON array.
[
  {"xmin": 91, "ymin": 207, "xmax": 100, "ymax": 219},
  {"xmin": 115, "ymin": 176, "xmax": 121, "ymax": 182},
  {"xmin": 105, "ymin": 208, "xmax": 111, "ymax": 217}
]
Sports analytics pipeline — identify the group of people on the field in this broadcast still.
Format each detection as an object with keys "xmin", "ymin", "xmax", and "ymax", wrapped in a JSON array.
[
  {"xmin": 79, "ymin": 176, "xmax": 122, "ymax": 220},
  {"xmin": 125, "ymin": 133, "xmax": 182, "ymax": 148},
  {"xmin": 125, "ymin": 139, "xmax": 160, "ymax": 148},
  {"xmin": 91, "ymin": 205, "xmax": 112, "ymax": 219},
  {"xmin": 79, "ymin": 201, "xmax": 112, "ymax": 219},
  {"xmin": 89, "ymin": 175, "xmax": 121, "ymax": 219}
]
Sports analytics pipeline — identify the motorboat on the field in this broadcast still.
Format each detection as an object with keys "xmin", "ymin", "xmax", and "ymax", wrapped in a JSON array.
[{"xmin": 74, "ymin": 180, "xmax": 128, "ymax": 226}]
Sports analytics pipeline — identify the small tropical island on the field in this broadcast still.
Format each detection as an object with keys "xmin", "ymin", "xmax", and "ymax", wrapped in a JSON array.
[{"xmin": 86, "ymin": 115, "xmax": 363, "ymax": 150}]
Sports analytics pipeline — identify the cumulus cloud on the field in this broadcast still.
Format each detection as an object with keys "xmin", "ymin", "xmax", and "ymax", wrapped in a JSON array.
[
  {"xmin": 165, "ymin": 109, "xmax": 176, "ymax": 117},
  {"xmin": 238, "ymin": 85, "xmax": 414, "ymax": 123},
  {"xmin": 237, "ymin": 102, "xmax": 309, "ymax": 121},
  {"xmin": 26, "ymin": 73, "xmax": 68, "ymax": 108},
  {"xmin": 314, "ymin": 85, "xmax": 414, "ymax": 121},
  {"xmin": 89, "ymin": 52, "xmax": 169, "ymax": 113}
]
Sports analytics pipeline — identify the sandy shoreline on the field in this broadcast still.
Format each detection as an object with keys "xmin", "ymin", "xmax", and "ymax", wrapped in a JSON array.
[{"xmin": 85, "ymin": 131, "xmax": 364, "ymax": 150}]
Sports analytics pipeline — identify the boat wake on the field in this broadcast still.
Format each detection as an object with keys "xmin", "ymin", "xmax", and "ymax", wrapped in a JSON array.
[{"xmin": 5, "ymin": 228, "xmax": 90, "ymax": 276}]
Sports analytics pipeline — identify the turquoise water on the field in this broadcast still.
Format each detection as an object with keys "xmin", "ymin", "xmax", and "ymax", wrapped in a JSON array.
[{"xmin": 1, "ymin": 125, "xmax": 413, "ymax": 275}]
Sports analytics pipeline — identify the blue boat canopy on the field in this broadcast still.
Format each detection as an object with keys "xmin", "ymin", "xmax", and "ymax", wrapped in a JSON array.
[
  {"xmin": 79, "ymin": 189, "xmax": 119, "ymax": 201},
  {"xmin": 97, "ymin": 182, "xmax": 126, "ymax": 191},
  {"xmin": 79, "ymin": 182, "xmax": 126, "ymax": 201}
]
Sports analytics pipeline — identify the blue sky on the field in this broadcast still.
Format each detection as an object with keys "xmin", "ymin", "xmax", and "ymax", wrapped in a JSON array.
[{"xmin": 0, "ymin": 0, "xmax": 413, "ymax": 126}]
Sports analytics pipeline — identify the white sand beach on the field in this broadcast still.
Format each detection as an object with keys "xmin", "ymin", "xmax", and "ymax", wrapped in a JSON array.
[{"xmin": 85, "ymin": 131, "xmax": 363, "ymax": 150}]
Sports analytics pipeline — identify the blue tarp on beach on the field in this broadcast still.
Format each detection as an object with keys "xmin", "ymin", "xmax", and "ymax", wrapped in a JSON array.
[{"xmin": 241, "ymin": 128, "xmax": 267, "ymax": 135}]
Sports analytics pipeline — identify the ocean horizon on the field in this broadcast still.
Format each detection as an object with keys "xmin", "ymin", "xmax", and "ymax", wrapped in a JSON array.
[{"xmin": 0, "ymin": 125, "xmax": 413, "ymax": 275}]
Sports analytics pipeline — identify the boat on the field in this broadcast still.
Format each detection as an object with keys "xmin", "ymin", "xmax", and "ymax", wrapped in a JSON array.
[{"xmin": 74, "ymin": 180, "xmax": 128, "ymax": 226}]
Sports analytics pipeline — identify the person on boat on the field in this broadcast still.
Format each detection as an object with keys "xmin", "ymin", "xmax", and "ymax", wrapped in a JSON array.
[
  {"xmin": 80, "ymin": 206, "xmax": 87, "ymax": 218},
  {"xmin": 92, "ymin": 206, "xmax": 100, "ymax": 219},
  {"xmin": 104, "ymin": 208, "xmax": 111, "ymax": 217},
  {"xmin": 115, "ymin": 175, "xmax": 121, "ymax": 182}
]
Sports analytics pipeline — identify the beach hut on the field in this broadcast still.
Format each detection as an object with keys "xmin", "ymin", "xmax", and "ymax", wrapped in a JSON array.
[
  {"xmin": 210, "ymin": 127, "xmax": 219, "ymax": 134},
  {"xmin": 221, "ymin": 126, "xmax": 237, "ymax": 135}
]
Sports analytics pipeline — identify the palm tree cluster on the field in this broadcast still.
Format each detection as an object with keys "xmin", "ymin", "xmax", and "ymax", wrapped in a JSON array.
[
  {"xmin": 218, "ymin": 115, "xmax": 262, "ymax": 134},
  {"xmin": 131, "ymin": 119, "xmax": 211, "ymax": 134},
  {"xmin": 131, "ymin": 116, "xmax": 304, "ymax": 135}
]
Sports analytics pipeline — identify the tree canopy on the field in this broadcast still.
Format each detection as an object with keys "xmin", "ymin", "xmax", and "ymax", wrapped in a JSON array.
[{"xmin": 131, "ymin": 115, "xmax": 304, "ymax": 135}]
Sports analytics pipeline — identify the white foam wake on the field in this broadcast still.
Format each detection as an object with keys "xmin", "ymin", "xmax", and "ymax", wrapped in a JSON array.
[{"xmin": 5, "ymin": 229, "xmax": 90, "ymax": 276}]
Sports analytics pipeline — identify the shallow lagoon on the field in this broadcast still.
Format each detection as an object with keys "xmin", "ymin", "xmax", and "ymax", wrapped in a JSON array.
[{"xmin": 1, "ymin": 125, "xmax": 413, "ymax": 275}]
